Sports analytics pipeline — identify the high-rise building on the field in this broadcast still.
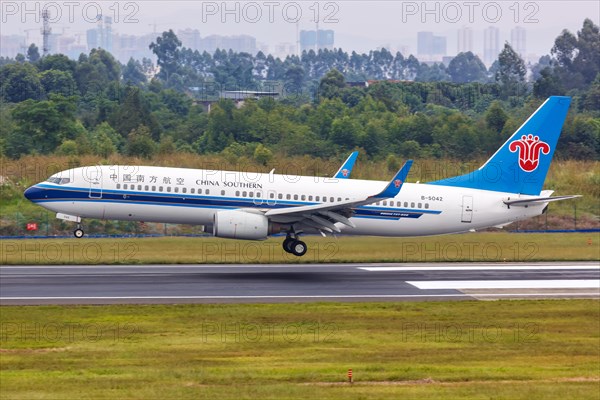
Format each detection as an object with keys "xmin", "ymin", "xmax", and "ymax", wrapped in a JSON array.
[
  {"xmin": 86, "ymin": 16, "xmax": 113, "ymax": 52},
  {"xmin": 511, "ymin": 26, "xmax": 526, "ymax": 56},
  {"xmin": 457, "ymin": 27, "xmax": 473, "ymax": 54},
  {"xmin": 299, "ymin": 29, "xmax": 334, "ymax": 53},
  {"xmin": 0, "ymin": 35, "xmax": 25, "ymax": 58},
  {"xmin": 200, "ymin": 35, "xmax": 256, "ymax": 54},
  {"xmin": 178, "ymin": 28, "xmax": 201, "ymax": 50},
  {"xmin": 483, "ymin": 26, "xmax": 500, "ymax": 65},
  {"xmin": 417, "ymin": 32, "xmax": 446, "ymax": 60}
]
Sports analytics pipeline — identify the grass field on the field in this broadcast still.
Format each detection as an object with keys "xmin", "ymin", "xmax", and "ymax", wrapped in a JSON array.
[
  {"xmin": 1, "ymin": 232, "xmax": 598, "ymax": 264},
  {"xmin": 1, "ymin": 300, "xmax": 599, "ymax": 399}
]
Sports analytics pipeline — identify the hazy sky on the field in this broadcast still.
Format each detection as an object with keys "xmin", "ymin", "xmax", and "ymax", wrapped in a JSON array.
[{"xmin": 1, "ymin": 1, "xmax": 598, "ymax": 57}]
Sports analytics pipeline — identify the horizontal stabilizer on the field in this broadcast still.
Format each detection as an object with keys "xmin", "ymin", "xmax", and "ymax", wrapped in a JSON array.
[{"xmin": 503, "ymin": 195, "xmax": 581, "ymax": 207}]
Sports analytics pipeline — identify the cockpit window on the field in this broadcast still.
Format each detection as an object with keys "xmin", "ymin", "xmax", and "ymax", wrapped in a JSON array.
[{"xmin": 46, "ymin": 177, "xmax": 70, "ymax": 185}]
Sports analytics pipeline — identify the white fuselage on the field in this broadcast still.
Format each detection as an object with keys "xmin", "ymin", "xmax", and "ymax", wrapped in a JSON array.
[{"xmin": 29, "ymin": 165, "xmax": 546, "ymax": 237}]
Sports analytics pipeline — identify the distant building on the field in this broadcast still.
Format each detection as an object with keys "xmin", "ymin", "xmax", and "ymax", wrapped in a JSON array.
[
  {"xmin": 178, "ymin": 28, "xmax": 201, "ymax": 50},
  {"xmin": 86, "ymin": 16, "xmax": 113, "ymax": 53},
  {"xmin": 274, "ymin": 42, "xmax": 296, "ymax": 58},
  {"xmin": 0, "ymin": 35, "xmax": 25, "ymax": 58},
  {"xmin": 417, "ymin": 31, "xmax": 446, "ymax": 61},
  {"xmin": 483, "ymin": 26, "xmax": 500, "ymax": 65},
  {"xmin": 511, "ymin": 26, "xmax": 526, "ymax": 57},
  {"xmin": 299, "ymin": 29, "xmax": 334, "ymax": 53},
  {"xmin": 457, "ymin": 27, "xmax": 473, "ymax": 54},
  {"xmin": 200, "ymin": 34, "xmax": 256, "ymax": 54},
  {"xmin": 113, "ymin": 33, "xmax": 155, "ymax": 62}
]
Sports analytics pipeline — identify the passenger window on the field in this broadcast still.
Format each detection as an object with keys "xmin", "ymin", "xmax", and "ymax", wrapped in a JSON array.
[
  {"xmin": 316, "ymin": 196, "xmax": 320, "ymax": 201},
  {"xmin": 221, "ymin": 190, "xmax": 225, "ymax": 195},
  {"xmin": 418, "ymin": 202, "xmax": 422, "ymax": 208},
  {"xmin": 145, "ymin": 185, "xmax": 149, "ymax": 191},
  {"xmin": 308, "ymin": 195, "xmax": 313, "ymax": 201},
  {"xmin": 243, "ymin": 191, "xmax": 247, "ymax": 197},
  {"xmin": 190, "ymin": 188, "xmax": 195, "ymax": 194},
  {"xmin": 404, "ymin": 202, "xmax": 408, "ymax": 207},
  {"xmin": 330, "ymin": 197, "xmax": 334, "ymax": 202},
  {"xmin": 278, "ymin": 193, "xmax": 283, "ymax": 199},
  {"xmin": 174, "ymin": 187, "xmax": 179, "ymax": 193},
  {"xmin": 270, "ymin": 193, "xmax": 275, "ymax": 199},
  {"xmin": 137, "ymin": 185, "xmax": 141, "ymax": 190},
  {"xmin": 249, "ymin": 192, "xmax": 253, "ymax": 198},
  {"xmin": 123, "ymin": 184, "xmax": 128, "ymax": 189},
  {"xmin": 182, "ymin": 188, "xmax": 186, "ymax": 194},
  {"xmin": 167, "ymin": 187, "xmax": 172, "ymax": 192},
  {"xmin": 198, "ymin": 189, "xmax": 203, "ymax": 194},
  {"xmin": 301, "ymin": 195, "xmax": 306, "ymax": 201},
  {"xmin": 337, "ymin": 197, "xmax": 341, "ymax": 202},
  {"xmin": 425, "ymin": 203, "xmax": 429, "ymax": 209},
  {"xmin": 152, "ymin": 186, "xmax": 156, "ymax": 191},
  {"xmin": 293, "ymin": 194, "xmax": 298, "ymax": 200},
  {"xmin": 116, "ymin": 184, "xmax": 121, "ymax": 189},
  {"xmin": 286, "ymin": 194, "xmax": 291, "ymax": 200},
  {"xmin": 206, "ymin": 189, "xmax": 210, "ymax": 195},
  {"xmin": 383, "ymin": 201, "xmax": 387, "ymax": 206},
  {"xmin": 411, "ymin": 202, "xmax": 415, "ymax": 208},
  {"xmin": 159, "ymin": 186, "xmax": 163, "ymax": 192}
]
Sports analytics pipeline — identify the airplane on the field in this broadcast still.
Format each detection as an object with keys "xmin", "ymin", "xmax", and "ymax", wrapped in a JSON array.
[{"xmin": 24, "ymin": 96, "xmax": 580, "ymax": 256}]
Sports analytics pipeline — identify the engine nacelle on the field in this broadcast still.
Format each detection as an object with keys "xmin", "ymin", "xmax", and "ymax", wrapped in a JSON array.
[{"xmin": 213, "ymin": 210, "xmax": 272, "ymax": 240}]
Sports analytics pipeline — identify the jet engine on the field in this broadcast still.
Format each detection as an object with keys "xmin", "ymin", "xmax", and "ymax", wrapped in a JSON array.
[{"xmin": 213, "ymin": 210, "xmax": 280, "ymax": 240}]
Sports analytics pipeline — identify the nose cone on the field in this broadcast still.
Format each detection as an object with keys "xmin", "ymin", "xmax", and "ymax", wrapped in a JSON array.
[{"xmin": 24, "ymin": 185, "xmax": 43, "ymax": 202}]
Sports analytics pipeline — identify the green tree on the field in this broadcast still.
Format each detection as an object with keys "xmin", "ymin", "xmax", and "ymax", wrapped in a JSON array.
[
  {"xmin": 495, "ymin": 43, "xmax": 526, "ymax": 97},
  {"xmin": 149, "ymin": 30, "xmax": 182, "ymax": 82},
  {"xmin": 533, "ymin": 67, "xmax": 565, "ymax": 98},
  {"xmin": 485, "ymin": 101, "xmax": 508, "ymax": 133},
  {"xmin": 284, "ymin": 64, "xmax": 305, "ymax": 89},
  {"xmin": 125, "ymin": 125, "xmax": 157, "ymax": 158},
  {"xmin": 37, "ymin": 54, "xmax": 77, "ymax": 74},
  {"xmin": 318, "ymin": 69, "xmax": 345, "ymax": 100},
  {"xmin": 0, "ymin": 62, "xmax": 44, "ymax": 102},
  {"xmin": 91, "ymin": 122, "xmax": 122, "ymax": 156},
  {"xmin": 253, "ymin": 143, "xmax": 273, "ymax": 165},
  {"xmin": 448, "ymin": 52, "xmax": 487, "ymax": 83},
  {"xmin": 39, "ymin": 69, "xmax": 77, "ymax": 96},
  {"xmin": 26, "ymin": 44, "xmax": 40, "ymax": 63},
  {"xmin": 122, "ymin": 57, "xmax": 147, "ymax": 85},
  {"xmin": 10, "ymin": 95, "xmax": 79, "ymax": 156}
]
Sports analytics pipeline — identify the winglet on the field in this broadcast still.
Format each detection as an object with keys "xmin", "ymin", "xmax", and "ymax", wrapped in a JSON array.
[
  {"xmin": 372, "ymin": 160, "xmax": 413, "ymax": 199},
  {"xmin": 333, "ymin": 151, "xmax": 359, "ymax": 179}
]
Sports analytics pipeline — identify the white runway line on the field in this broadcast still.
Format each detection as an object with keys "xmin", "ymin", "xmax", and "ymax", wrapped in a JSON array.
[
  {"xmin": 361, "ymin": 265, "xmax": 600, "ymax": 271},
  {"xmin": 1, "ymin": 293, "xmax": 600, "ymax": 301},
  {"xmin": 407, "ymin": 280, "xmax": 600, "ymax": 290}
]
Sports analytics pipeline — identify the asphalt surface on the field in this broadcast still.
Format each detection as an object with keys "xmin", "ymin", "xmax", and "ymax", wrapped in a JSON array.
[{"xmin": 1, "ymin": 262, "xmax": 598, "ymax": 305}]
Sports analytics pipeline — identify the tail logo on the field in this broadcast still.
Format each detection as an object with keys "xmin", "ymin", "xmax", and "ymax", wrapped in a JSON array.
[
  {"xmin": 394, "ymin": 179, "xmax": 402, "ymax": 188},
  {"xmin": 509, "ymin": 134, "xmax": 551, "ymax": 172},
  {"xmin": 341, "ymin": 169, "xmax": 349, "ymax": 177}
]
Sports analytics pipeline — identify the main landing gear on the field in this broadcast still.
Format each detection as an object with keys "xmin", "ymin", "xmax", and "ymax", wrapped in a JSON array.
[{"xmin": 282, "ymin": 234, "xmax": 307, "ymax": 257}]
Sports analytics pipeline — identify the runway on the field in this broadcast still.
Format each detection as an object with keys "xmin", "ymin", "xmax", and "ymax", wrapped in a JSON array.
[{"xmin": 1, "ymin": 262, "xmax": 598, "ymax": 305}]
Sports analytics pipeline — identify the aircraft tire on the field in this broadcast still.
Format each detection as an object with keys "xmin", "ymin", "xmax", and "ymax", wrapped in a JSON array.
[{"xmin": 290, "ymin": 240, "xmax": 307, "ymax": 257}]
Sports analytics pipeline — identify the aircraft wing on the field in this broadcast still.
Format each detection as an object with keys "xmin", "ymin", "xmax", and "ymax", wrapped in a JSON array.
[
  {"xmin": 264, "ymin": 160, "xmax": 413, "ymax": 234},
  {"xmin": 333, "ymin": 151, "xmax": 359, "ymax": 179}
]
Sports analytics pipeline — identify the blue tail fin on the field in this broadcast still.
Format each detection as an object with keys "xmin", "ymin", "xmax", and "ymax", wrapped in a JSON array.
[{"xmin": 430, "ymin": 96, "xmax": 571, "ymax": 195}]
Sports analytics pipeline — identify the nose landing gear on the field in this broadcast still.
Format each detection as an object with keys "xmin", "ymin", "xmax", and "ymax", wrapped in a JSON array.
[{"xmin": 73, "ymin": 224, "xmax": 84, "ymax": 238}]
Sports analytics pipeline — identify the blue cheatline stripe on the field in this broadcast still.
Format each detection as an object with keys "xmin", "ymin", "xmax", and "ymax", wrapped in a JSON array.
[{"xmin": 30, "ymin": 185, "xmax": 442, "ymax": 216}]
